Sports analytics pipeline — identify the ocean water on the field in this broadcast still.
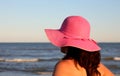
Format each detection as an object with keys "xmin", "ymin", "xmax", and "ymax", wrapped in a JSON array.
[{"xmin": 0, "ymin": 43, "xmax": 120, "ymax": 76}]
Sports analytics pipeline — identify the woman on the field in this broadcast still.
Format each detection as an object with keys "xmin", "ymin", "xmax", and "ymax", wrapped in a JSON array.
[{"xmin": 45, "ymin": 16, "xmax": 114, "ymax": 76}]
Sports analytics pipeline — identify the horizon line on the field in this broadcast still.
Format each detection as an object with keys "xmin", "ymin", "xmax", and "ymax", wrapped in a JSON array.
[{"xmin": 0, "ymin": 42, "xmax": 120, "ymax": 43}]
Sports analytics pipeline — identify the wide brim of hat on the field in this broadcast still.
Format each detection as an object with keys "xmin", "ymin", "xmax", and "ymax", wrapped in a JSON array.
[{"xmin": 45, "ymin": 29, "xmax": 101, "ymax": 52}]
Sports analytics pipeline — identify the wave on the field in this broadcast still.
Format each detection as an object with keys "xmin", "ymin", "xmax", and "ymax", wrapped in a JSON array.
[
  {"xmin": 0, "ymin": 58, "xmax": 60, "ymax": 62},
  {"xmin": 36, "ymin": 72, "xmax": 52, "ymax": 75},
  {"xmin": 0, "ymin": 58, "xmax": 5, "ymax": 62},
  {"xmin": 0, "ymin": 57, "xmax": 119, "ymax": 62},
  {"xmin": 113, "ymin": 57, "xmax": 120, "ymax": 61},
  {"xmin": 1, "ymin": 58, "xmax": 40, "ymax": 62},
  {"xmin": 102, "ymin": 57, "xmax": 120, "ymax": 61}
]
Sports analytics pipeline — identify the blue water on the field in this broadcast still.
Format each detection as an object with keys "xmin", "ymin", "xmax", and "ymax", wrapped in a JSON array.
[{"xmin": 0, "ymin": 43, "xmax": 120, "ymax": 75}]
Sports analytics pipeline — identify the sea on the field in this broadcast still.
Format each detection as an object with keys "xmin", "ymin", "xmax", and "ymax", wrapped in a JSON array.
[{"xmin": 0, "ymin": 43, "xmax": 120, "ymax": 76}]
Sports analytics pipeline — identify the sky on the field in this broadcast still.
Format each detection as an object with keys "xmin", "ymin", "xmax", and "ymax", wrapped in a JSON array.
[{"xmin": 0, "ymin": 0, "xmax": 120, "ymax": 42}]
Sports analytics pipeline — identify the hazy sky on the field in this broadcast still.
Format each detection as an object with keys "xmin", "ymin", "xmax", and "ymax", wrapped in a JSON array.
[{"xmin": 0, "ymin": 0, "xmax": 120, "ymax": 42}]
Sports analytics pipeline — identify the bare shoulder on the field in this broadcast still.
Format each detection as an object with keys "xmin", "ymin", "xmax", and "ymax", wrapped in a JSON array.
[
  {"xmin": 53, "ymin": 59, "xmax": 83, "ymax": 76},
  {"xmin": 98, "ymin": 63, "xmax": 115, "ymax": 76},
  {"xmin": 54, "ymin": 59, "xmax": 75, "ymax": 72},
  {"xmin": 54, "ymin": 59, "xmax": 82, "ymax": 70},
  {"xmin": 56, "ymin": 59, "xmax": 74, "ymax": 67},
  {"xmin": 53, "ymin": 60, "xmax": 73, "ymax": 76}
]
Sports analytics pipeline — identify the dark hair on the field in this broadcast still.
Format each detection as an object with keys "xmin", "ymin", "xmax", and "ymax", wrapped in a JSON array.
[{"xmin": 62, "ymin": 46, "xmax": 101, "ymax": 76}]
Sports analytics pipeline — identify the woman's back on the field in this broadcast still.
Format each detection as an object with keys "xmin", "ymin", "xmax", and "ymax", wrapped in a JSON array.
[{"xmin": 53, "ymin": 59, "xmax": 115, "ymax": 76}]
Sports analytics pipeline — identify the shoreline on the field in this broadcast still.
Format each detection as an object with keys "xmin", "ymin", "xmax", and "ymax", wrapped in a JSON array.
[
  {"xmin": 0, "ymin": 71, "xmax": 52, "ymax": 76},
  {"xmin": 0, "ymin": 71, "xmax": 120, "ymax": 76}
]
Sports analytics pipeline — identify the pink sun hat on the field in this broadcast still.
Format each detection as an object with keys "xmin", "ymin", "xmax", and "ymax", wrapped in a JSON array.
[{"xmin": 45, "ymin": 16, "xmax": 101, "ymax": 52}]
